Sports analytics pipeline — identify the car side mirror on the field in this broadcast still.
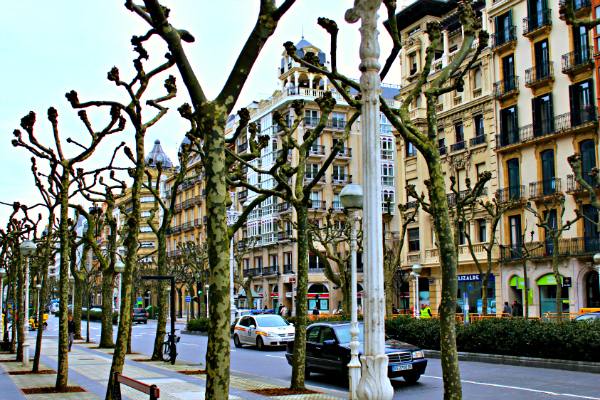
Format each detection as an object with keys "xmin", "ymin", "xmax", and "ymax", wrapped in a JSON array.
[
  {"xmin": 323, "ymin": 339, "xmax": 336, "ymax": 346},
  {"xmin": 249, "ymin": 325, "xmax": 256, "ymax": 329}
]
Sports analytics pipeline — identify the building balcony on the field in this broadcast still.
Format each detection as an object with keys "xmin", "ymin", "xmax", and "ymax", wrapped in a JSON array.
[
  {"xmin": 559, "ymin": 0, "xmax": 592, "ymax": 17},
  {"xmin": 194, "ymin": 195, "xmax": 203, "ymax": 205},
  {"xmin": 333, "ymin": 147, "xmax": 352, "ymax": 158},
  {"xmin": 175, "ymin": 203, "xmax": 182, "ymax": 211},
  {"xmin": 308, "ymin": 263, "xmax": 325, "ymax": 272},
  {"xmin": 472, "ymin": 88, "xmax": 482, "ymax": 98},
  {"xmin": 450, "ymin": 141, "xmax": 467, "ymax": 153},
  {"xmin": 332, "ymin": 201, "xmax": 344, "ymax": 211},
  {"xmin": 237, "ymin": 142, "xmax": 248, "ymax": 153},
  {"xmin": 304, "ymin": 116, "xmax": 320, "ymax": 127},
  {"xmin": 182, "ymin": 221, "xmax": 194, "ymax": 231},
  {"xmin": 245, "ymin": 268, "xmax": 262, "ymax": 277},
  {"xmin": 278, "ymin": 231, "xmax": 293, "ymax": 242},
  {"xmin": 382, "ymin": 202, "xmax": 395, "ymax": 214},
  {"xmin": 262, "ymin": 266, "xmax": 279, "ymax": 276},
  {"xmin": 309, "ymin": 144, "xmax": 326, "ymax": 157},
  {"xmin": 326, "ymin": 119, "xmax": 347, "ymax": 130},
  {"xmin": 493, "ymin": 76, "xmax": 519, "ymax": 101},
  {"xmin": 331, "ymin": 174, "xmax": 352, "ymax": 185},
  {"xmin": 500, "ymin": 236, "xmax": 600, "ymax": 261},
  {"xmin": 469, "ymin": 134, "xmax": 487, "ymax": 147},
  {"xmin": 277, "ymin": 202, "xmax": 292, "ymax": 213},
  {"xmin": 523, "ymin": 9, "xmax": 552, "ymax": 38},
  {"xmin": 495, "ymin": 186, "xmax": 526, "ymax": 203},
  {"xmin": 491, "ymin": 26, "xmax": 517, "ymax": 52},
  {"xmin": 561, "ymin": 47, "xmax": 594, "ymax": 79},
  {"xmin": 408, "ymin": 107, "xmax": 427, "ymax": 121},
  {"xmin": 125, "ymin": 207, "xmax": 133, "ymax": 214},
  {"xmin": 283, "ymin": 264, "xmax": 293, "ymax": 274},
  {"xmin": 194, "ymin": 218, "xmax": 201, "ymax": 227},
  {"xmin": 529, "ymin": 178, "xmax": 562, "ymax": 200},
  {"xmin": 524, "ymin": 62, "xmax": 554, "ymax": 89},
  {"xmin": 439, "ymin": 146, "xmax": 447, "ymax": 156},
  {"xmin": 236, "ymin": 240, "xmax": 246, "ymax": 251},
  {"xmin": 305, "ymin": 174, "xmax": 326, "ymax": 185},
  {"xmin": 171, "ymin": 225, "xmax": 182, "ymax": 234},
  {"xmin": 447, "ymin": 188, "xmax": 488, "ymax": 206},
  {"xmin": 182, "ymin": 199, "xmax": 194, "ymax": 209},
  {"xmin": 566, "ymin": 173, "xmax": 600, "ymax": 194},
  {"xmin": 309, "ymin": 200, "xmax": 327, "ymax": 210},
  {"xmin": 238, "ymin": 189, "xmax": 248, "ymax": 202},
  {"xmin": 203, "ymin": 216, "xmax": 208, "ymax": 224}
]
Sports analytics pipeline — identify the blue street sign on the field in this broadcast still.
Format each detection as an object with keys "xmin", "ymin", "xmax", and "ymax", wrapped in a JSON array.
[
  {"xmin": 185, "ymin": 296, "xmax": 191, "ymax": 303},
  {"xmin": 333, "ymin": 286, "xmax": 339, "ymax": 290},
  {"xmin": 429, "ymin": 280, "xmax": 435, "ymax": 285},
  {"xmin": 137, "ymin": 297, "xmax": 142, "ymax": 303},
  {"xmin": 8, "ymin": 300, "xmax": 13, "ymax": 305}
]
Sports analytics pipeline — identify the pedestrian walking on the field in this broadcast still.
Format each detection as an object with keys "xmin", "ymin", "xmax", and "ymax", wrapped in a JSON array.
[
  {"xmin": 421, "ymin": 304, "xmax": 432, "ymax": 318},
  {"xmin": 281, "ymin": 306, "xmax": 288, "ymax": 317},
  {"xmin": 312, "ymin": 306, "xmax": 320, "ymax": 316},
  {"xmin": 502, "ymin": 301, "xmax": 511, "ymax": 317},
  {"xmin": 511, "ymin": 300, "xmax": 522, "ymax": 317},
  {"xmin": 67, "ymin": 314, "xmax": 75, "ymax": 352}
]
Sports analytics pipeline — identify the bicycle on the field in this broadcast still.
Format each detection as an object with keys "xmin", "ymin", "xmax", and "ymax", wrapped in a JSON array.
[{"xmin": 162, "ymin": 330, "xmax": 180, "ymax": 364}]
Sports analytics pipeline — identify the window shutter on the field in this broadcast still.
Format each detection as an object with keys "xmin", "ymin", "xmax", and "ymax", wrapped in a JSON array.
[
  {"xmin": 548, "ymin": 94, "xmax": 555, "ymax": 131},
  {"xmin": 531, "ymin": 97, "xmax": 538, "ymax": 128},
  {"xmin": 569, "ymin": 84, "xmax": 576, "ymax": 115}
]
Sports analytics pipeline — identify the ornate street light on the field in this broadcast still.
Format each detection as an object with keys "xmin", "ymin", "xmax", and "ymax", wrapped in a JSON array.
[
  {"xmin": 412, "ymin": 264, "xmax": 422, "ymax": 319},
  {"xmin": 0, "ymin": 267, "xmax": 6, "ymax": 335},
  {"xmin": 20, "ymin": 240, "xmax": 36, "ymax": 366},
  {"xmin": 114, "ymin": 261, "xmax": 125, "ymax": 324},
  {"xmin": 205, "ymin": 284, "xmax": 210, "ymax": 317},
  {"xmin": 340, "ymin": 183, "xmax": 363, "ymax": 400}
]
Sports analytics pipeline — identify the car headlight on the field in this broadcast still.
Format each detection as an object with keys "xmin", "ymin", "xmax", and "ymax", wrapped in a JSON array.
[
  {"xmin": 267, "ymin": 332, "xmax": 278, "ymax": 337},
  {"xmin": 412, "ymin": 350, "xmax": 424, "ymax": 359}
]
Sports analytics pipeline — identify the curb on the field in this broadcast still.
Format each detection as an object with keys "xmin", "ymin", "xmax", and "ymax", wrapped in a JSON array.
[
  {"xmin": 423, "ymin": 350, "xmax": 600, "ymax": 373},
  {"xmin": 181, "ymin": 330, "xmax": 208, "ymax": 336}
]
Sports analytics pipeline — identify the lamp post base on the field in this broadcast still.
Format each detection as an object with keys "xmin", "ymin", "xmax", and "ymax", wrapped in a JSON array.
[
  {"xmin": 348, "ymin": 363, "xmax": 361, "ymax": 400},
  {"xmin": 22, "ymin": 342, "xmax": 30, "ymax": 366},
  {"xmin": 356, "ymin": 355, "xmax": 393, "ymax": 400}
]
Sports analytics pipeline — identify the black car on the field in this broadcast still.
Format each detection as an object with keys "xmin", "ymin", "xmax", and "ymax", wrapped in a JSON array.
[
  {"xmin": 132, "ymin": 308, "xmax": 148, "ymax": 324},
  {"xmin": 286, "ymin": 322, "xmax": 427, "ymax": 383}
]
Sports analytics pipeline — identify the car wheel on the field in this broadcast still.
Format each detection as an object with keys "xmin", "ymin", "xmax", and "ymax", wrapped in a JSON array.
[
  {"xmin": 144, "ymin": 321, "xmax": 147, "ymax": 324},
  {"xmin": 234, "ymin": 334, "xmax": 243, "ymax": 348},
  {"xmin": 257, "ymin": 336, "xmax": 265, "ymax": 351},
  {"xmin": 304, "ymin": 365, "xmax": 311, "ymax": 379},
  {"xmin": 403, "ymin": 372, "xmax": 421, "ymax": 384}
]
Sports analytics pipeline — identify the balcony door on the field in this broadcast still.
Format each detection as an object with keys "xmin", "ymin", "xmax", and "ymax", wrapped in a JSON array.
[
  {"xmin": 532, "ymin": 94, "xmax": 554, "ymax": 137},
  {"xmin": 528, "ymin": 0, "xmax": 548, "ymax": 29},
  {"xmin": 509, "ymin": 215, "xmax": 522, "ymax": 257},
  {"xmin": 500, "ymin": 105, "xmax": 519, "ymax": 145},
  {"xmin": 507, "ymin": 158, "xmax": 521, "ymax": 200},
  {"xmin": 541, "ymin": 149, "xmax": 556, "ymax": 195},
  {"xmin": 573, "ymin": 26, "xmax": 590, "ymax": 64},
  {"xmin": 543, "ymin": 210, "xmax": 557, "ymax": 255},
  {"xmin": 583, "ymin": 204, "xmax": 599, "ymax": 253},
  {"xmin": 496, "ymin": 10, "xmax": 513, "ymax": 45},
  {"xmin": 580, "ymin": 139, "xmax": 597, "ymax": 185},
  {"xmin": 569, "ymin": 80, "xmax": 595, "ymax": 126},
  {"xmin": 502, "ymin": 54, "xmax": 516, "ymax": 91},
  {"xmin": 534, "ymin": 39, "xmax": 550, "ymax": 79}
]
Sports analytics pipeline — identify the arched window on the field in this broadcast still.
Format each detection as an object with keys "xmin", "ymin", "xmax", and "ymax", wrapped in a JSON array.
[
  {"xmin": 473, "ymin": 68, "xmax": 482, "ymax": 89},
  {"xmin": 415, "ymin": 95, "xmax": 422, "ymax": 108}
]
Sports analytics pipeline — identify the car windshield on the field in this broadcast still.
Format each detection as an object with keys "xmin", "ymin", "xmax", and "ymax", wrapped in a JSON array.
[
  {"xmin": 134, "ymin": 308, "xmax": 145, "ymax": 313},
  {"xmin": 257, "ymin": 316, "xmax": 289, "ymax": 327},
  {"xmin": 576, "ymin": 314, "xmax": 596, "ymax": 321},
  {"xmin": 335, "ymin": 325, "xmax": 364, "ymax": 343}
]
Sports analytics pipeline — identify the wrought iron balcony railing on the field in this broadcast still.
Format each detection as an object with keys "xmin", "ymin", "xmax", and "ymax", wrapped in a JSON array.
[
  {"xmin": 529, "ymin": 178, "xmax": 562, "ymax": 199},
  {"xmin": 523, "ymin": 8, "xmax": 552, "ymax": 35}
]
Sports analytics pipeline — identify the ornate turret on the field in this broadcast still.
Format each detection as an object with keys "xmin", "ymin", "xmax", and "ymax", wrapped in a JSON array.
[{"xmin": 145, "ymin": 139, "xmax": 173, "ymax": 169}]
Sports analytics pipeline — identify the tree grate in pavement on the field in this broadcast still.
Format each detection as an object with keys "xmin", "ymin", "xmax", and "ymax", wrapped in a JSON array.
[{"xmin": 228, "ymin": 376, "xmax": 286, "ymax": 390}]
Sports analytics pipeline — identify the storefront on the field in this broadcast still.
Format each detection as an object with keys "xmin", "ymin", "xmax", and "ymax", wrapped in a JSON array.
[
  {"xmin": 270, "ymin": 284, "xmax": 279, "ymax": 311},
  {"xmin": 538, "ymin": 274, "xmax": 569, "ymax": 315},
  {"xmin": 508, "ymin": 276, "xmax": 533, "ymax": 306},
  {"xmin": 585, "ymin": 270, "xmax": 599, "ymax": 308},
  {"xmin": 456, "ymin": 274, "xmax": 496, "ymax": 315},
  {"xmin": 308, "ymin": 283, "xmax": 329, "ymax": 312}
]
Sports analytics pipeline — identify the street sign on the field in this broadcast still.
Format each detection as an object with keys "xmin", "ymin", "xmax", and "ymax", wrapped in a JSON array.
[
  {"xmin": 185, "ymin": 296, "xmax": 191, "ymax": 303},
  {"xmin": 137, "ymin": 297, "xmax": 142, "ymax": 303},
  {"xmin": 333, "ymin": 286, "xmax": 339, "ymax": 290}
]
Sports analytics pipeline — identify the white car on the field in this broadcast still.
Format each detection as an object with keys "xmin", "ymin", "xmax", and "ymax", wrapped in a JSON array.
[{"xmin": 233, "ymin": 315, "xmax": 295, "ymax": 350}]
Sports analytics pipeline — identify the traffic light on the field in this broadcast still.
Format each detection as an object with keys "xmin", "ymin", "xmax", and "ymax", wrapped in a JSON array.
[{"xmin": 198, "ymin": 289, "xmax": 202, "ymax": 294}]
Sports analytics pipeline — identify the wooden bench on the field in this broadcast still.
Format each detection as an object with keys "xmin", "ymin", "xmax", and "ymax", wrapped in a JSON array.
[{"xmin": 113, "ymin": 372, "xmax": 159, "ymax": 400}]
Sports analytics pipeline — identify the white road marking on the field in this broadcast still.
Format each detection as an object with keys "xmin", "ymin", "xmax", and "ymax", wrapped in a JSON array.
[
  {"xmin": 181, "ymin": 344, "xmax": 198, "ymax": 346},
  {"xmin": 423, "ymin": 375, "xmax": 600, "ymax": 399},
  {"xmin": 265, "ymin": 355, "xmax": 286, "ymax": 359}
]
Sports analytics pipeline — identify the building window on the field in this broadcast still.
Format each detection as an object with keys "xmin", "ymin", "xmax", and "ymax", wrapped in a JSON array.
[
  {"xmin": 458, "ymin": 222, "xmax": 467, "ymax": 245},
  {"xmin": 140, "ymin": 242, "xmax": 155, "ymax": 248},
  {"xmin": 532, "ymin": 93, "xmax": 554, "ymax": 137},
  {"xmin": 406, "ymin": 141, "xmax": 417, "ymax": 157},
  {"xmin": 381, "ymin": 138, "xmax": 394, "ymax": 159},
  {"xmin": 382, "ymin": 190, "xmax": 395, "ymax": 213},
  {"xmin": 409, "ymin": 53, "xmax": 417, "ymax": 75},
  {"xmin": 140, "ymin": 226, "xmax": 153, "ymax": 233},
  {"xmin": 306, "ymin": 163, "xmax": 320, "ymax": 180},
  {"xmin": 408, "ymin": 228, "xmax": 420, "ymax": 252},
  {"xmin": 474, "ymin": 115, "xmax": 484, "ymax": 137},
  {"xmin": 569, "ymin": 79, "xmax": 596, "ymax": 126},
  {"xmin": 478, "ymin": 219, "xmax": 487, "ymax": 243},
  {"xmin": 255, "ymin": 257, "xmax": 263, "ymax": 269},
  {"xmin": 382, "ymin": 164, "xmax": 394, "ymax": 186},
  {"xmin": 499, "ymin": 105, "xmax": 519, "ymax": 146},
  {"xmin": 509, "ymin": 215, "xmax": 522, "ymax": 246},
  {"xmin": 473, "ymin": 68, "xmax": 482, "ymax": 89},
  {"xmin": 454, "ymin": 122, "xmax": 464, "ymax": 144},
  {"xmin": 141, "ymin": 211, "xmax": 151, "ymax": 218}
]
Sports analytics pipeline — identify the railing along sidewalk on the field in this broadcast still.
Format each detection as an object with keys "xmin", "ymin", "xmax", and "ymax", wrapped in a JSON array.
[{"xmin": 113, "ymin": 372, "xmax": 159, "ymax": 400}]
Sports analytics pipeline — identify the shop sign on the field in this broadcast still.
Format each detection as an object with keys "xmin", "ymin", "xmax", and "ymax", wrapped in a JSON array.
[
  {"xmin": 562, "ymin": 277, "xmax": 572, "ymax": 287},
  {"xmin": 537, "ymin": 274, "xmax": 570, "ymax": 286},
  {"xmin": 286, "ymin": 292, "xmax": 293, "ymax": 298},
  {"xmin": 429, "ymin": 280, "xmax": 435, "ymax": 285},
  {"xmin": 458, "ymin": 274, "xmax": 495, "ymax": 282}
]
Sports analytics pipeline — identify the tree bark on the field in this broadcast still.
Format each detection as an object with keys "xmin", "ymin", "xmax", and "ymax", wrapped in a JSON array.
[
  {"xmin": 99, "ymin": 273, "xmax": 115, "ymax": 347},
  {"xmin": 33, "ymin": 252, "xmax": 50, "ymax": 372},
  {"xmin": 290, "ymin": 206, "xmax": 308, "ymax": 390},
  {"xmin": 151, "ymin": 233, "xmax": 168, "ymax": 360},
  {"xmin": 15, "ymin": 255, "xmax": 24, "ymax": 362},
  {"xmin": 56, "ymin": 182, "xmax": 71, "ymax": 390},
  {"xmin": 552, "ymin": 237, "xmax": 563, "ymax": 317}
]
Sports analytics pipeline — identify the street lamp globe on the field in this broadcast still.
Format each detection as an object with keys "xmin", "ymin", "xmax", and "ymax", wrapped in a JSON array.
[
  {"xmin": 35, "ymin": 284, "xmax": 42, "ymax": 290},
  {"xmin": 166, "ymin": 286, "xmax": 171, "ymax": 292},
  {"xmin": 340, "ymin": 184, "xmax": 364, "ymax": 210},
  {"xmin": 593, "ymin": 253, "xmax": 600, "ymax": 265},
  {"xmin": 409, "ymin": 271, "xmax": 416, "ymax": 279},
  {"xmin": 205, "ymin": 284, "xmax": 210, "ymax": 290},
  {"xmin": 114, "ymin": 261, "xmax": 125, "ymax": 274},
  {"xmin": 0, "ymin": 267, "xmax": 6, "ymax": 278},
  {"xmin": 20, "ymin": 240, "xmax": 36, "ymax": 257},
  {"xmin": 412, "ymin": 264, "xmax": 422, "ymax": 274}
]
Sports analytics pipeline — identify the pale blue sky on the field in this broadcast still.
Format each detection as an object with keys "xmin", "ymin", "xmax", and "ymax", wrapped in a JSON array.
[{"xmin": 0, "ymin": 1, "xmax": 403, "ymax": 226}]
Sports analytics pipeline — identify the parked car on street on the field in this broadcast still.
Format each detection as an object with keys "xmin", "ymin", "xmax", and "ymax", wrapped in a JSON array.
[
  {"xmin": 132, "ymin": 308, "xmax": 148, "ymax": 324},
  {"xmin": 234, "ymin": 309, "xmax": 253, "ymax": 319},
  {"xmin": 286, "ymin": 322, "xmax": 427, "ymax": 383},
  {"xmin": 233, "ymin": 314, "xmax": 295, "ymax": 350},
  {"xmin": 575, "ymin": 312, "xmax": 600, "ymax": 322}
]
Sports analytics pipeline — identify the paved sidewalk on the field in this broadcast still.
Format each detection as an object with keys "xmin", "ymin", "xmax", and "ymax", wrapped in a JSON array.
[{"xmin": 0, "ymin": 337, "xmax": 347, "ymax": 400}]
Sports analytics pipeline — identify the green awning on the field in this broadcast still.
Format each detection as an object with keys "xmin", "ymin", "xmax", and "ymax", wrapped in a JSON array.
[
  {"xmin": 510, "ymin": 276, "xmax": 526, "ymax": 289},
  {"xmin": 537, "ymin": 274, "xmax": 563, "ymax": 286}
]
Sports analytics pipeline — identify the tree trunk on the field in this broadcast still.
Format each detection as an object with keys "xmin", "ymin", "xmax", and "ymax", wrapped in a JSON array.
[
  {"xmin": 15, "ymin": 256, "xmax": 24, "ymax": 362},
  {"xmin": 552, "ymin": 237, "xmax": 562, "ymax": 317},
  {"xmin": 385, "ymin": 261, "xmax": 394, "ymax": 318},
  {"xmin": 290, "ymin": 205, "xmax": 309, "ymax": 390},
  {"xmin": 522, "ymin": 260, "xmax": 529, "ymax": 318},
  {"xmin": 72, "ymin": 276, "xmax": 83, "ymax": 340},
  {"xmin": 177, "ymin": 288, "xmax": 183, "ymax": 318},
  {"xmin": 99, "ymin": 272, "xmax": 115, "ymax": 347},
  {"xmin": 425, "ymin": 157, "xmax": 462, "ymax": 400},
  {"xmin": 10, "ymin": 277, "xmax": 16, "ymax": 353},
  {"xmin": 33, "ymin": 264, "xmax": 50, "ymax": 372},
  {"xmin": 189, "ymin": 286, "xmax": 196, "ymax": 319},
  {"xmin": 203, "ymin": 106, "xmax": 232, "ymax": 400},
  {"xmin": 151, "ymin": 235, "xmax": 168, "ymax": 361},
  {"xmin": 198, "ymin": 285, "xmax": 206, "ymax": 318},
  {"xmin": 56, "ymin": 185, "xmax": 71, "ymax": 390},
  {"xmin": 481, "ymin": 275, "xmax": 489, "ymax": 317}
]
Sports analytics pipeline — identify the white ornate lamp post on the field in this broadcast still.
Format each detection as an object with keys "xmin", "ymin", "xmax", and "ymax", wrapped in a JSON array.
[
  {"xmin": 35, "ymin": 284, "xmax": 42, "ymax": 316},
  {"xmin": 20, "ymin": 240, "xmax": 36, "ymax": 366},
  {"xmin": 227, "ymin": 202, "xmax": 242, "ymax": 323},
  {"xmin": 114, "ymin": 261, "xmax": 125, "ymax": 326},
  {"xmin": 205, "ymin": 284, "xmax": 210, "ymax": 317},
  {"xmin": 412, "ymin": 264, "xmax": 421, "ymax": 319},
  {"xmin": 346, "ymin": 0, "xmax": 393, "ymax": 398},
  {"xmin": 340, "ymin": 183, "xmax": 363, "ymax": 400},
  {"xmin": 166, "ymin": 286, "xmax": 171, "ymax": 318}
]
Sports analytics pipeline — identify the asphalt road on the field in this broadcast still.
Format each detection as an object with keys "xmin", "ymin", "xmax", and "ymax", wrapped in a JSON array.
[{"xmin": 44, "ymin": 316, "xmax": 600, "ymax": 399}]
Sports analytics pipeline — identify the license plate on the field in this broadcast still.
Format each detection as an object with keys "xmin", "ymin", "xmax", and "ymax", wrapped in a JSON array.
[{"xmin": 392, "ymin": 364, "xmax": 413, "ymax": 372}]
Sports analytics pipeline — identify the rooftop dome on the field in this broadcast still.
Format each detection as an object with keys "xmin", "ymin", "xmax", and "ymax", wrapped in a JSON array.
[{"xmin": 145, "ymin": 139, "xmax": 173, "ymax": 169}]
